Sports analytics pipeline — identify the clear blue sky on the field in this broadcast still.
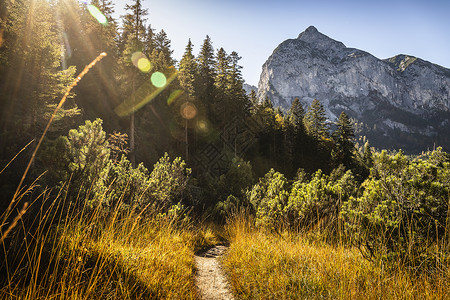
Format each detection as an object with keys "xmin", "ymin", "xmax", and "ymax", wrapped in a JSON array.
[{"xmin": 109, "ymin": 0, "xmax": 450, "ymax": 86}]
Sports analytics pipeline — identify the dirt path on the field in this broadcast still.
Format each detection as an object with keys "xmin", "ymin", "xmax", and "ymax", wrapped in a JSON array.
[{"xmin": 194, "ymin": 245, "xmax": 234, "ymax": 300}]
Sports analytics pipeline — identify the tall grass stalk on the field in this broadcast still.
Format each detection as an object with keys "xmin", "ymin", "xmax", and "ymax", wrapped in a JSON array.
[
  {"xmin": 0, "ymin": 53, "xmax": 107, "ymax": 242},
  {"xmin": 1, "ymin": 174, "xmax": 219, "ymax": 299},
  {"xmin": 0, "ymin": 52, "xmax": 210, "ymax": 298},
  {"xmin": 223, "ymin": 213, "xmax": 450, "ymax": 299}
]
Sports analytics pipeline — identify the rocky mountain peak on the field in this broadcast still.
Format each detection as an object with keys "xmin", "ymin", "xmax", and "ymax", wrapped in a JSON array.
[
  {"xmin": 257, "ymin": 26, "xmax": 450, "ymax": 152},
  {"xmin": 296, "ymin": 26, "xmax": 346, "ymax": 52}
]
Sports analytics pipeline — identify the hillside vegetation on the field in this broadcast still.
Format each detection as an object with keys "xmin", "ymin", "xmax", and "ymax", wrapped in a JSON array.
[{"xmin": 1, "ymin": 0, "xmax": 449, "ymax": 299}]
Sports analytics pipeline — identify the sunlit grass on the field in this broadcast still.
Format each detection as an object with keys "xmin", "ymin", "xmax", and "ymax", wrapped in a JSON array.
[
  {"xmin": 0, "ymin": 189, "xmax": 218, "ymax": 299},
  {"xmin": 0, "ymin": 51, "xmax": 217, "ymax": 298},
  {"xmin": 223, "ymin": 212, "xmax": 450, "ymax": 299}
]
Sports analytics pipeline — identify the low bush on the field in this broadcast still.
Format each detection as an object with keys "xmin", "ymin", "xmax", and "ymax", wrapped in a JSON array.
[{"xmin": 341, "ymin": 148, "xmax": 450, "ymax": 265}]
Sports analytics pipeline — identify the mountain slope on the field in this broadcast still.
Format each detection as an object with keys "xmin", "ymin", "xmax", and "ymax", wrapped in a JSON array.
[{"xmin": 257, "ymin": 26, "xmax": 450, "ymax": 152}]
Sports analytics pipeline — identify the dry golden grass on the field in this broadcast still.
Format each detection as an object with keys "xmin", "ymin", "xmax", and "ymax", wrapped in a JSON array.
[
  {"xmin": 223, "ymin": 212, "xmax": 450, "ymax": 299},
  {"xmin": 0, "ymin": 52, "xmax": 215, "ymax": 299},
  {"xmin": 0, "ymin": 195, "xmax": 218, "ymax": 299}
]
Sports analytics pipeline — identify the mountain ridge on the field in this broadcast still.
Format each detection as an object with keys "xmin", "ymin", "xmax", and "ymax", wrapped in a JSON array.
[{"xmin": 257, "ymin": 26, "xmax": 450, "ymax": 152}]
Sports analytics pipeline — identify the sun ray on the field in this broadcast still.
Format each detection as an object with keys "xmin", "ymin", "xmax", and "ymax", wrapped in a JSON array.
[{"xmin": 115, "ymin": 71, "xmax": 178, "ymax": 117}]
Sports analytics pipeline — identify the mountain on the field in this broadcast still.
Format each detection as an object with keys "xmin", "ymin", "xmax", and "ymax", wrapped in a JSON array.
[
  {"xmin": 257, "ymin": 26, "xmax": 450, "ymax": 152},
  {"xmin": 243, "ymin": 83, "xmax": 258, "ymax": 95}
]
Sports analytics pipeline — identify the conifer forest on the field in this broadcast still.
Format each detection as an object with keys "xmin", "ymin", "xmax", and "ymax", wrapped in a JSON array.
[{"xmin": 0, "ymin": 1, "xmax": 449, "ymax": 299}]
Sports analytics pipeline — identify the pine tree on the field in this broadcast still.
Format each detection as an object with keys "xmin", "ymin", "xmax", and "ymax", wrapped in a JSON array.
[
  {"xmin": 154, "ymin": 29, "xmax": 174, "ymax": 66},
  {"xmin": 121, "ymin": 0, "xmax": 147, "ymax": 44},
  {"xmin": 332, "ymin": 111, "xmax": 355, "ymax": 167},
  {"xmin": 249, "ymin": 89, "xmax": 258, "ymax": 108},
  {"xmin": 288, "ymin": 97, "xmax": 305, "ymax": 128},
  {"xmin": 303, "ymin": 99, "xmax": 329, "ymax": 140},
  {"xmin": 214, "ymin": 48, "xmax": 230, "ymax": 95},
  {"xmin": 196, "ymin": 35, "xmax": 216, "ymax": 116},
  {"xmin": 144, "ymin": 24, "xmax": 155, "ymax": 56},
  {"xmin": 0, "ymin": 0, "xmax": 77, "ymax": 137},
  {"xmin": 262, "ymin": 95, "xmax": 273, "ymax": 110},
  {"xmin": 120, "ymin": 0, "xmax": 149, "ymax": 165},
  {"xmin": 228, "ymin": 51, "xmax": 249, "ymax": 115},
  {"xmin": 363, "ymin": 140, "xmax": 373, "ymax": 168},
  {"xmin": 211, "ymin": 47, "xmax": 231, "ymax": 126},
  {"xmin": 178, "ymin": 39, "xmax": 197, "ymax": 99}
]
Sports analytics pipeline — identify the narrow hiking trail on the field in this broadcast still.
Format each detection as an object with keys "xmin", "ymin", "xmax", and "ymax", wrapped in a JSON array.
[{"xmin": 194, "ymin": 245, "xmax": 234, "ymax": 300}]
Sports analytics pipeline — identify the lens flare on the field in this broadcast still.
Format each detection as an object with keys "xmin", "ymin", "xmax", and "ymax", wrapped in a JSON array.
[
  {"xmin": 180, "ymin": 102, "xmax": 197, "ymax": 120},
  {"xmin": 115, "ymin": 71, "xmax": 178, "ymax": 117},
  {"xmin": 198, "ymin": 120, "xmax": 208, "ymax": 130},
  {"xmin": 167, "ymin": 90, "xmax": 184, "ymax": 106},
  {"xmin": 131, "ymin": 52, "xmax": 152, "ymax": 73},
  {"xmin": 197, "ymin": 119, "xmax": 211, "ymax": 135},
  {"xmin": 137, "ymin": 58, "xmax": 151, "ymax": 72},
  {"xmin": 87, "ymin": 5, "xmax": 108, "ymax": 25},
  {"xmin": 198, "ymin": 121, "xmax": 207, "ymax": 130},
  {"xmin": 151, "ymin": 72, "xmax": 167, "ymax": 88}
]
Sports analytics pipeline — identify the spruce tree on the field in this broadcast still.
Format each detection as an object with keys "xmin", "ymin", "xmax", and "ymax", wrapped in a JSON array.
[
  {"xmin": 144, "ymin": 24, "xmax": 155, "ymax": 56},
  {"xmin": 363, "ymin": 140, "xmax": 374, "ymax": 168},
  {"xmin": 228, "ymin": 51, "xmax": 249, "ymax": 115},
  {"xmin": 121, "ymin": 0, "xmax": 147, "ymax": 45},
  {"xmin": 196, "ymin": 35, "xmax": 216, "ymax": 117},
  {"xmin": 0, "ymin": 0, "xmax": 77, "ymax": 137},
  {"xmin": 303, "ymin": 99, "xmax": 329, "ymax": 140},
  {"xmin": 332, "ymin": 111, "xmax": 355, "ymax": 167},
  {"xmin": 249, "ymin": 89, "xmax": 258, "ymax": 111},
  {"xmin": 154, "ymin": 29, "xmax": 174, "ymax": 66},
  {"xmin": 178, "ymin": 39, "xmax": 197, "ymax": 98},
  {"xmin": 262, "ymin": 95, "xmax": 273, "ymax": 110},
  {"xmin": 288, "ymin": 97, "xmax": 305, "ymax": 128},
  {"xmin": 120, "ymin": 0, "xmax": 148, "ymax": 165},
  {"xmin": 214, "ymin": 47, "xmax": 229, "ymax": 94},
  {"xmin": 212, "ymin": 47, "xmax": 230, "ymax": 126}
]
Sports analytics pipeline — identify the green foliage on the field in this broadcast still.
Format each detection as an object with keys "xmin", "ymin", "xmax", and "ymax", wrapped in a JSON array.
[
  {"xmin": 288, "ymin": 97, "xmax": 305, "ymax": 128},
  {"xmin": 37, "ymin": 136, "xmax": 70, "ymax": 186},
  {"xmin": 92, "ymin": 152, "xmax": 192, "ymax": 215},
  {"xmin": 247, "ymin": 169, "xmax": 289, "ymax": 229},
  {"xmin": 362, "ymin": 141, "xmax": 374, "ymax": 168},
  {"xmin": 122, "ymin": 0, "xmax": 148, "ymax": 43},
  {"xmin": 332, "ymin": 111, "xmax": 355, "ymax": 168},
  {"xmin": 0, "ymin": 0, "xmax": 79, "ymax": 138},
  {"xmin": 154, "ymin": 29, "xmax": 174, "ymax": 66},
  {"xmin": 64, "ymin": 119, "xmax": 110, "ymax": 202},
  {"xmin": 196, "ymin": 35, "xmax": 216, "ymax": 117},
  {"xmin": 93, "ymin": 155, "xmax": 150, "ymax": 211},
  {"xmin": 178, "ymin": 39, "xmax": 197, "ymax": 98},
  {"xmin": 287, "ymin": 168, "xmax": 357, "ymax": 229},
  {"xmin": 213, "ymin": 157, "xmax": 254, "ymax": 219},
  {"xmin": 341, "ymin": 148, "xmax": 450, "ymax": 263},
  {"xmin": 304, "ymin": 99, "xmax": 329, "ymax": 140},
  {"xmin": 146, "ymin": 153, "xmax": 192, "ymax": 211},
  {"xmin": 218, "ymin": 157, "xmax": 254, "ymax": 198},
  {"xmin": 46, "ymin": 119, "xmax": 192, "ymax": 216}
]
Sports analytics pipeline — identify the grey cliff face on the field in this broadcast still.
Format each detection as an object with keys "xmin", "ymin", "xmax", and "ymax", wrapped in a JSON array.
[
  {"xmin": 243, "ymin": 83, "xmax": 258, "ymax": 95},
  {"xmin": 257, "ymin": 26, "xmax": 450, "ymax": 152}
]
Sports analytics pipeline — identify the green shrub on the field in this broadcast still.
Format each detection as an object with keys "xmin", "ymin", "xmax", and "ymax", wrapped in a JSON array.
[
  {"xmin": 64, "ymin": 119, "xmax": 110, "ymax": 201},
  {"xmin": 341, "ymin": 148, "xmax": 450, "ymax": 264},
  {"xmin": 42, "ymin": 119, "xmax": 191, "ymax": 217},
  {"xmin": 247, "ymin": 169, "xmax": 289, "ymax": 229},
  {"xmin": 286, "ymin": 168, "xmax": 357, "ymax": 229},
  {"xmin": 93, "ymin": 155, "xmax": 150, "ymax": 212},
  {"xmin": 146, "ymin": 153, "xmax": 192, "ymax": 212},
  {"xmin": 213, "ymin": 157, "xmax": 255, "ymax": 219},
  {"xmin": 94, "ymin": 153, "xmax": 191, "ymax": 216}
]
